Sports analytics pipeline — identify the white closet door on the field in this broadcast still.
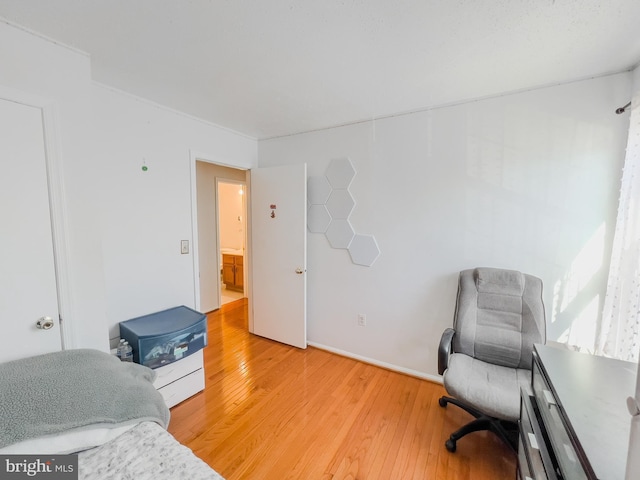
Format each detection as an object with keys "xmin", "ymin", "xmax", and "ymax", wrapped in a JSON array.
[{"xmin": 0, "ymin": 97, "xmax": 62, "ymax": 362}]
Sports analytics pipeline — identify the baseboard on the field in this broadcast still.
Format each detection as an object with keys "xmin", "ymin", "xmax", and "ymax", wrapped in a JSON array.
[{"xmin": 307, "ymin": 341, "xmax": 443, "ymax": 385}]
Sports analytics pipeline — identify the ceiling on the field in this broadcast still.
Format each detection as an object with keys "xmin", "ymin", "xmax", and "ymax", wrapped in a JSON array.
[{"xmin": 1, "ymin": 1, "xmax": 639, "ymax": 139}]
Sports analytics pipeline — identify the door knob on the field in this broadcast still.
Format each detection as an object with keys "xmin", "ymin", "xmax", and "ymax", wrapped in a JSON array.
[
  {"xmin": 295, "ymin": 268, "xmax": 305, "ymax": 274},
  {"xmin": 36, "ymin": 316, "xmax": 54, "ymax": 330}
]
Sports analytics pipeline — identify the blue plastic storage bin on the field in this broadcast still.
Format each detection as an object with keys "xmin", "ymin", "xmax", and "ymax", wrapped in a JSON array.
[{"xmin": 119, "ymin": 306, "xmax": 207, "ymax": 368}]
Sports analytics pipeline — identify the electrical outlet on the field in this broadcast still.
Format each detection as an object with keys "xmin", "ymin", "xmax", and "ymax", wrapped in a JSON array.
[
  {"xmin": 358, "ymin": 313, "xmax": 367, "ymax": 326},
  {"xmin": 181, "ymin": 240, "xmax": 189, "ymax": 254}
]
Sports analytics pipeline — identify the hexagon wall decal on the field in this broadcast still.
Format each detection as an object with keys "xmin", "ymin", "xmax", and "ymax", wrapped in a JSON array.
[
  {"xmin": 307, "ymin": 176, "xmax": 332, "ymax": 205},
  {"xmin": 326, "ymin": 157, "xmax": 356, "ymax": 189},
  {"xmin": 325, "ymin": 219, "xmax": 355, "ymax": 249},
  {"xmin": 348, "ymin": 234, "xmax": 381, "ymax": 267},
  {"xmin": 305, "ymin": 155, "xmax": 380, "ymax": 266},
  {"xmin": 326, "ymin": 189, "xmax": 355, "ymax": 219},
  {"xmin": 307, "ymin": 205, "xmax": 332, "ymax": 233}
]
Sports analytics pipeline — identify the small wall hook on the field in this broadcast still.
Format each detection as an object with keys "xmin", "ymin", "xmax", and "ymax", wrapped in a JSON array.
[{"xmin": 616, "ymin": 101, "xmax": 631, "ymax": 114}]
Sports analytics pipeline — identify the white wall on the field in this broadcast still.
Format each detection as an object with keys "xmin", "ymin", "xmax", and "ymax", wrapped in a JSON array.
[
  {"xmin": 219, "ymin": 182, "xmax": 245, "ymax": 251},
  {"xmin": 0, "ymin": 20, "xmax": 258, "ymax": 348},
  {"xmin": 259, "ymin": 73, "xmax": 631, "ymax": 378},
  {"xmin": 91, "ymin": 84, "xmax": 257, "ymax": 342},
  {"xmin": 0, "ymin": 20, "xmax": 108, "ymax": 351}
]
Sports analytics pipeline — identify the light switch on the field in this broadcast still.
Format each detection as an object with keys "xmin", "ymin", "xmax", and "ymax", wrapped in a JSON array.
[{"xmin": 181, "ymin": 240, "xmax": 189, "ymax": 254}]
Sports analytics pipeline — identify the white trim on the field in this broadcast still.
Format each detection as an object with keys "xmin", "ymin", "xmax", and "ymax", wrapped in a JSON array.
[
  {"xmin": 261, "ymin": 70, "xmax": 633, "ymax": 141},
  {"xmin": 0, "ymin": 17, "xmax": 90, "ymax": 58},
  {"xmin": 189, "ymin": 150, "xmax": 201, "ymax": 311},
  {"xmin": 0, "ymin": 85, "xmax": 74, "ymax": 350},
  {"xmin": 307, "ymin": 341, "xmax": 443, "ymax": 384},
  {"xmin": 245, "ymin": 171, "xmax": 254, "ymax": 333},
  {"xmin": 95, "ymin": 82, "xmax": 256, "ymax": 141},
  {"xmin": 41, "ymin": 101, "xmax": 75, "ymax": 349}
]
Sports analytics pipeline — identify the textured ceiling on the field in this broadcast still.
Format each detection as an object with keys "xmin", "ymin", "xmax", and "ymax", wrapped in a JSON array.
[{"xmin": 1, "ymin": 0, "xmax": 639, "ymax": 139}]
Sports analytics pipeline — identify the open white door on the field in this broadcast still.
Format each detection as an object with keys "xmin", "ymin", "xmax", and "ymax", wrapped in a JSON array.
[
  {"xmin": 0, "ymin": 97, "xmax": 62, "ymax": 362},
  {"xmin": 250, "ymin": 164, "xmax": 307, "ymax": 348}
]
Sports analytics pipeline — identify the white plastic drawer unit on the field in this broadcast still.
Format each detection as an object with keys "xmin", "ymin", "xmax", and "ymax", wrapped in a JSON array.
[
  {"xmin": 153, "ymin": 350, "xmax": 205, "ymax": 408},
  {"xmin": 119, "ymin": 305, "xmax": 207, "ymax": 368},
  {"xmin": 153, "ymin": 350, "xmax": 205, "ymax": 389}
]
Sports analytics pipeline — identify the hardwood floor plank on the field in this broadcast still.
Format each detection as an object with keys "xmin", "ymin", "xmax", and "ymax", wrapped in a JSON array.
[
  {"xmin": 326, "ymin": 368, "xmax": 399, "ymax": 479},
  {"xmin": 278, "ymin": 363, "xmax": 387, "ymax": 479},
  {"xmin": 386, "ymin": 381, "xmax": 437, "ymax": 479},
  {"xmin": 168, "ymin": 299, "xmax": 516, "ymax": 479}
]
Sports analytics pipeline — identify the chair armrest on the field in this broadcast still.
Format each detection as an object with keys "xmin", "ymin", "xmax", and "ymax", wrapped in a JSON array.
[{"xmin": 438, "ymin": 328, "xmax": 455, "ymax": 375}]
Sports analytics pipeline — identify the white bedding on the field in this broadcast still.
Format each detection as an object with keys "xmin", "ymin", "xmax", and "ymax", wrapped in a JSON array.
[
  {"xmin": 0, "ymin": 423, "xmax": 136, "ymax": 454},
  {"xmin": 78, "ymin": 422, "xmax": 224, "ymax": 480}
]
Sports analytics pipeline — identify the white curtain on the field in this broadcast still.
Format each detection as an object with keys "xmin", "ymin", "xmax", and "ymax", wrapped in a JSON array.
[{"xmin": 597, "ymin": 94, "xmax": 640, "ymax": 363}]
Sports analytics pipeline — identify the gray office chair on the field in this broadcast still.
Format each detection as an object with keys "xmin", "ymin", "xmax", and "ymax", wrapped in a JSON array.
[{"xmin": 438, "ymin": 267, "xmax": 545, "ymax": 452}]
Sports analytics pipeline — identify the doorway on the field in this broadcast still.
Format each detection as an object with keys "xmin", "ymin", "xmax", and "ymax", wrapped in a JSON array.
[
  {"xmin": 192, "ymin": 156, "xmax": 307, "ymax": 349},
  {"xmin": 194, "ymin": 159, "xmax": 247, "ymax": 313}
]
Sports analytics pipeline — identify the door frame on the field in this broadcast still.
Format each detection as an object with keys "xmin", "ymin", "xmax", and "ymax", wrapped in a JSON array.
[
  {"xmin": 189, "ymin": 150, "xmax": 251, "ymax": 327},
  {"xmin": 0, "ymin": 85, "xmax": 72, "ymax": 349}
]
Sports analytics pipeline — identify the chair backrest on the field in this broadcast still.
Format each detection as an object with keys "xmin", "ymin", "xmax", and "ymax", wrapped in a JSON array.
[{"xmin": 452, "ymin": 267, "xmax": 545, "ymax": 370}]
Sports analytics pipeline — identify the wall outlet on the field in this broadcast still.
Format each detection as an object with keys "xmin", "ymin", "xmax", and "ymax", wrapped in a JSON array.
[{"xmin": 357, "ymin": 313, "xmax": 367, "ymax": 326}]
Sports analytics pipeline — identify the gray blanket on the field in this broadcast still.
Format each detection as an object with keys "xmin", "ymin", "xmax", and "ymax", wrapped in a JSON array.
[{"xmin": 0, "ymin": 348, "xmax": 170, "ymax": 448}]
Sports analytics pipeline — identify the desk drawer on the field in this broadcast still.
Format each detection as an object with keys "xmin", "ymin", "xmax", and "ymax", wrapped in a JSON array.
[
  {"xmin": 532, "ymin": 361, "xmax": 588, "ymax": 480},
  {"xmin": 519, "ymin": 392, "xmax": 556, "ymax": 480},
  {"xmin": 517, "ymin": 431, "xmax": 533, "ymax": 480}
]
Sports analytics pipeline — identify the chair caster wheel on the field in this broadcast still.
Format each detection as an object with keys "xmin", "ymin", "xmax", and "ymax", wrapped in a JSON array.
[
  {"xmin": 438, "ymin": 397, "xmax": 447, "ymax": 408},
  {"xmin": 445, "ymin": 438, "xmax": 457, "ymax": 452}
]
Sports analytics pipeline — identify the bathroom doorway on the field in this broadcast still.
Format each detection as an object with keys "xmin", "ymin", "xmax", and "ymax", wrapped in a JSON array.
[{"xmin": 218, "ymin": 179, "xmax": 246, "ymax": 305}]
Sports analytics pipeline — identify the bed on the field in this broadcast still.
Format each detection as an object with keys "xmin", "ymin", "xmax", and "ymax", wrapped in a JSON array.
[{"xmin": 0, "ymin": 348, "xmax": 224, "ymax": 480}]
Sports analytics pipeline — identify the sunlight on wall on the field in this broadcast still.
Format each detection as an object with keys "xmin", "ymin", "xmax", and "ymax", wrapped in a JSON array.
[
  {"xmin": 558, "ymin": 295, "xmax": 600, "ymax": 353},
  {"xmin": 552, "ymin": 223, "xmax": 606, "ymax": 351},
  {"xmin": 560, "ymin": 224, "xmax": 605, "ymax": 314}
]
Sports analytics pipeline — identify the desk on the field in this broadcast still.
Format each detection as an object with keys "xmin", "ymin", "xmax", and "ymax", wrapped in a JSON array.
[{"xmin": 518, "ymin": 344, "xmax": 636, "ymax": 479}]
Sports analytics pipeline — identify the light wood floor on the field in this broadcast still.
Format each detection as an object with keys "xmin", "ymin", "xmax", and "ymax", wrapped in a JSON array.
[{"xmin": 168, "ymin": 299, "xmax": 516, "ymax": 479}]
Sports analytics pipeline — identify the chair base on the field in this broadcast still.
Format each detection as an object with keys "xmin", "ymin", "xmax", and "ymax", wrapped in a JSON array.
[{"xmin": 438, "ymin": 395, "xmax": 518, "ymax": 453}]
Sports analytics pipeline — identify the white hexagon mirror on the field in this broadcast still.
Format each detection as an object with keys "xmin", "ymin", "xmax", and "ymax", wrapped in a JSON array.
[
  {"xmin": 325, "ymin": 219, "xmax": 355, "ymax": 249},
  {"xmin": 348, "ymin": 234, "xmax": 381, "ymax": 267},
  {"xmin": 326, "ymin": 189, "xmax": 355, "ymax": 219},
  {"xmin": 307, "ymin": 176, "xmax": 332, "ymax": 205},
  {"xmin": 326, "ymin": 157, "xmax": 356, "ymax": 189},
  {"xmin": 308, "ymin": 205, "xmax": 332, "ymax": 233}
]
